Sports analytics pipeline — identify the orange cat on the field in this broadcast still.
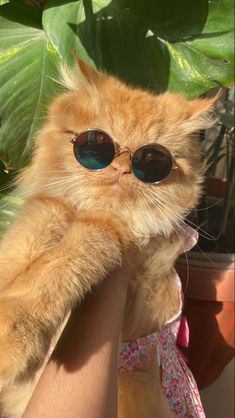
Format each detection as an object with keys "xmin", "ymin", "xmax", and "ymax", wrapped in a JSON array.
[{"xmin": 0, "ymin": 59, "xmax": 215, "ymax": 417}]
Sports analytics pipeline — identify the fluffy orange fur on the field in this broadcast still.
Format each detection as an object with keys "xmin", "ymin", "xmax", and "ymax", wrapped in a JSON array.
[{"xmin": 0, "ymin": 59, "xmax": 216, "ymax": 418}]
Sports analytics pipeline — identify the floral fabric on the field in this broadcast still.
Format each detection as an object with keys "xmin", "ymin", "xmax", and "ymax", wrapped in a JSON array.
[
  {"xmin": 118, "ymin": 319, "xmax": 205, "ymax": 417},
  {"xmin": 118, "ymin": 332, "xmax": 158, "ymax": 372},
  {"xmin": 118, "ymin": 224, "xmax": 205, "ymax": 417},
  {"xmin": 157, "ymin": 319, "xmax": 205, "ymax": 417}
]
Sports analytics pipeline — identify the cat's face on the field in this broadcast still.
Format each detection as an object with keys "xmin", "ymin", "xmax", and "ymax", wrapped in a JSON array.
[{"xmin": 21, "ymin": 60, "xmax": 215, "ymax": 241}]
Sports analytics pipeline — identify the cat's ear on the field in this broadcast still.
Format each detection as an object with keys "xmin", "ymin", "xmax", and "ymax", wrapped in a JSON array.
[
  {"xmin": 76, "ymin": 57, "xmax": 100, "ymax": 85},
  {"xmin": 183, "ymin": 90, "xmax": 221, "ymax": 133},
  {"xmin": 59, "ymin": 57, "xmax": 101, "ymax": 91},
  {"xmin": 189, "ymin": 90, "xmax": 221, "ymax": 117}
]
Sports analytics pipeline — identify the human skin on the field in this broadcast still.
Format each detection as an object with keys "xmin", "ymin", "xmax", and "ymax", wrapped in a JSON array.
[{"xmin": 22, "ymin": 265, "xmax": 130, "ymax": 418}]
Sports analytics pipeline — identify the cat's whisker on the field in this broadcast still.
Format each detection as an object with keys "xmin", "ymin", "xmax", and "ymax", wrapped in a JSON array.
[
  {"xmin": 157, "ymin": 131, "xmax": 184, "ymax": 142},
  {"xmin": 141, "ymin": 191, "xmax": 175, "ymax": 236},
  {"xmin": 0, "ymin": 195, "xmax": 23, "ymax": 211},
  {"xmin": 175, "ymin": 219, "xmax": 218, "ymax": 268},
  {"xmin": 192, "ymin": 198, "xmax": 223, "ymax": 213},
  {"xmin": 20, "ymin": 176, "xmax": 89, "ymax": 198},
  {"xmin": 170, "ymin": 223, "xmax": 190, "ymax": 296},
  {"xmin": 147, "ymin": 187, "xmax": 187, "ymax": 213},
  {"xmin": 0, "ymin": 183, "xmax": 15, "ymax": 194},
  {"xmin": 146, "ymin": 188, "xmax": 216, "ymax": 241},
  {"xmin": 180, "ymin": 218, "xmax": 219, "ymax": 241},
  {"xmin": 141, "ymin": 189, "xmax": 166, "ymax": 214},
  {"xmin": 151, "ymin": 186, "xmax": 207, "ymax": 213},
  {"xmin": 193, "ymin": 243, "xmax": 218, "ymax": 267},
  {"xmin": 33, "ymin": 171, "xmax": 76, "ymax": 175},
  {"xmin": 132, "ymin": 202, "xmax": 191, "ymax": 295},
  {"xmin": 141, "ymin": 191, "xmax": 155, "ymax": 213},
  {"xmin": 149, "ymin": 190, "xmax": 189, "ymax": 214},
  {"xmin": 148, "ymin": 191, "xmax": 196, "ymax": 233},
  {"xmin": 146, "ymin": 191, "xmax": 183, "ymax": 225},
  {"xmin": 0, "ymin": 174, "xmax": 91, "ymax": 210}
]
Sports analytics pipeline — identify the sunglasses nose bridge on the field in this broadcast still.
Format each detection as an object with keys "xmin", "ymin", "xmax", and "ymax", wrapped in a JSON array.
[{"xmin": 116, "ymin": 146, "xmax": 132, "ymax": 159}]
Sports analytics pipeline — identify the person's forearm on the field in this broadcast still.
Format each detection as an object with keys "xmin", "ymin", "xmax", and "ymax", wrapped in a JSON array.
[{"xmin": 23, "ymin": 266, "xmax": 129, "ymax": 418}]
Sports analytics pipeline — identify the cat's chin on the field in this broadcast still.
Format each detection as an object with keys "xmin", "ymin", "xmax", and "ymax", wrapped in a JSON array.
[
  {"xmin": 110, "ymin": 180, "xmax": 123, "ymax": 190},
  {"xmin": 91, "ymin": 177, "xmax": 135, "ymax": 199},
  {"xmin": 109, "ymin": 179, "xmax": 131, "ymax": 193}
]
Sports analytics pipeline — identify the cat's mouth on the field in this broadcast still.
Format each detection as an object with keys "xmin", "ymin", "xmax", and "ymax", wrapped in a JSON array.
[
  {"xmin": 111, "ymin": 175, "xmax": 127, "ymax": 187},
  {"xmin": 93, "ymin": 171, "xmax": 132, "ymax": 188},
  {"xmin": 91, "ymin": 174, "xmax": 135, "ymax": 199},
  {"xmin": 108, "ymin": 174, "xmax": 133, "ymax": 192}
]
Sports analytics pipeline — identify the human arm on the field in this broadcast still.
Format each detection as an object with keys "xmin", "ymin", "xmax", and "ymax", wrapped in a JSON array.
[{"xmin": 23, "ymin": 265, "xmax": 130, "ymax": 418}]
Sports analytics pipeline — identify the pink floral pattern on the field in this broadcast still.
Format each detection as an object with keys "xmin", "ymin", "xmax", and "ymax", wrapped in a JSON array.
[
  {"xmin": 118, "ymin": 333, "xmax": 158, "ymax": 372},
  {"xmin": 118, "ymin": 320, "xmax": 205, "ymax": 417},
  {"xmin": 157, "ymin": 319, "xmax": 205, "ymax": 417},
  {"xmin": 118, "ymin": 224, "xmax": 205, "ymax": 417}
]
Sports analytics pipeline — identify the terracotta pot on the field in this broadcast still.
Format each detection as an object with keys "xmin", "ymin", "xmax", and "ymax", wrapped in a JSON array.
[
  {"xmin": 205, "ymin": 177, "xmax": 228, "ymax": 199},
  {"xmin": 176, "ymin": 252, "xmax": 234, "ymax": 389}
]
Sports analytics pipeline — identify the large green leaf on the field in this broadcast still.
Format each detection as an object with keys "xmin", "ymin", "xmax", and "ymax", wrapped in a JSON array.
[
  {"xmin": 0, "ymin": 0, "xmax": 234, "ymax": 174},
  {"xmin": 43, "ymin": 0, "xmax": 234, "ymax": 97},
  {"xmin": 0, "ymin": 1, "xmax": 61, "ymax": 170}
]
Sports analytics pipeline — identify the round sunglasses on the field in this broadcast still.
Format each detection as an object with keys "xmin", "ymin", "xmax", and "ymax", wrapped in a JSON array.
[{"xmin": 70, "ymin": 129, "xmax": 177, "ymax": 184}]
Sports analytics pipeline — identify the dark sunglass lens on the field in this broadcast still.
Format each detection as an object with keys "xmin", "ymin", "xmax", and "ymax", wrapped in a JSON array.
[
  {"xmin": 73, "ymin": 130, "xmax": 115, "ymax": 170},
  {"xmin": 131, "ymin": 144, "xmax": 173, "ymax": 183}
]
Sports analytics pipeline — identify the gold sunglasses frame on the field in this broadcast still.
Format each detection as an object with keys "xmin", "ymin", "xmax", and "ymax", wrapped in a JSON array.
[{"xmin": 69, "ymin": 128, "xmax": 177, "ymax": 184}]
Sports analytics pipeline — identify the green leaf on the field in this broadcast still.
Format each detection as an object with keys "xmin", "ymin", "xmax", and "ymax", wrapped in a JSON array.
[
  {"xmin": 0, "ymin": 1, "xmax": 61, "ymax": 170},
  {"xmin": 0, "ymin": 0, "xmax": 43, "ymax": 28},
  {"xmin": 0, "ymin": 161, "xmax": 21, "ymax": 235},
  {"xmin": 43, "ymin": 0, "xmax": 234, "ymax": 98},
  {"xmin": 0, "ymin": 0, "xmax": 234, "ymax": 171},
  {"xmin": 0, "ymin": 191, "xmax": 22, "ymax": 237}
]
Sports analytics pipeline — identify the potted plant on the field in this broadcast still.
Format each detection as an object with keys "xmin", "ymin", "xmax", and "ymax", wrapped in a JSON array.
[{"xmin": 176, "ymin": 87, "xmax": 234, "ymax": 390}]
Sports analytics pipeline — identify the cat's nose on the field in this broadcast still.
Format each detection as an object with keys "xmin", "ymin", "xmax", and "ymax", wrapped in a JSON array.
[{"xmin": 111, "ymin": 154, "xmax": 131, "ymax": 176}]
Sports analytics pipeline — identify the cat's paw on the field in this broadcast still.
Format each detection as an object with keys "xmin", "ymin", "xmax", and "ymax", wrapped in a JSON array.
[
  {"xmin": 0, "ymin": 331, "xmax": 20, "ymax": 386},
  {"xmin": 0, "ymin": 348, "xmax": 14, "ymax": 386},
  {"xmin": 78, "ymin": 210, "xmax": 134, "ymax": 252},
  {"xmin": 0, "ymin": 332, "xmax": 42, "ymax": 388},
  {"xmin": 0, "ymin": 309, "xmax": 42, "ymax": 387}
]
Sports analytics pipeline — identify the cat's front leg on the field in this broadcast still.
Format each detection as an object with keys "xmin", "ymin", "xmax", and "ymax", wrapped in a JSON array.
[{"xmin": 0, "ymin": 209, "xmax": 131, "ymax": 387}]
